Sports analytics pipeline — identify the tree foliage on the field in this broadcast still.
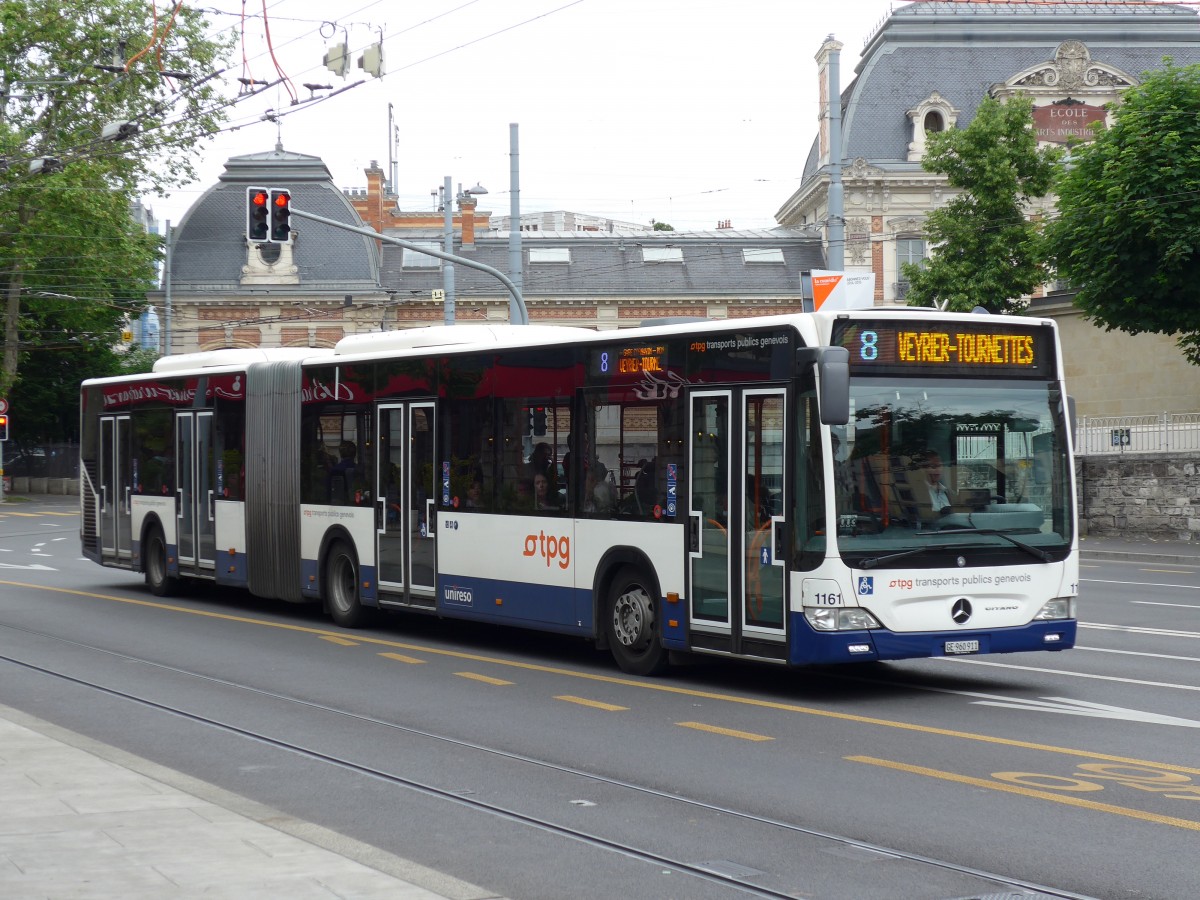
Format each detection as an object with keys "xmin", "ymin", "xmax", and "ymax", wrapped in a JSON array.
[
  {"xmin": 904, "ymin": 96, "xmax": 1062, "ymax": 313},
  {"xmin": 0, "ymin": 0, "xmax": 232, "ymax": 433},
  {"xmin": 1047, "ymin": 61, "xmax": 1200, "ymax": 364}
]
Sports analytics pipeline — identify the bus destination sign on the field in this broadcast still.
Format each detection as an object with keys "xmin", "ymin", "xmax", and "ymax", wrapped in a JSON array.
[
  {"xmin": 831, "ymin": 320, "xmax": 1054, "ymax": 378},
  {"xmin": 590, "ymin": 344, "xmax": 667, "ymax": 378}
]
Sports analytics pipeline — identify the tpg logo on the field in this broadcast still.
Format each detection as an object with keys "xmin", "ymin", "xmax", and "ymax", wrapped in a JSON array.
[{"xmin": 524, "ymin": 530, "xmax": 570, "ymax": 570}]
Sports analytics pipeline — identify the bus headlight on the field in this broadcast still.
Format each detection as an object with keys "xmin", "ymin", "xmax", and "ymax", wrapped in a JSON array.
[
  {"xmin": 1033, "ymin": 598, "xmax": 1075, "ymax": 620},
  {"xmin": 804, "ymin": 607, "xmax": 882, "ymax": 631}
]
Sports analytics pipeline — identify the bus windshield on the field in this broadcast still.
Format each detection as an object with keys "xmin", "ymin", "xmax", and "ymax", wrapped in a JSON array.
[{"xmin": 831, "ymin": 378, "xmax": 1072, "ymax": 561}]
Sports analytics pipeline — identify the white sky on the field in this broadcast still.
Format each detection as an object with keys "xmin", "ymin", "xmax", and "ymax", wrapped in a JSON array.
[{"xmin": 148, "ymin": 0, "xmax": 911, "ymax": 231}]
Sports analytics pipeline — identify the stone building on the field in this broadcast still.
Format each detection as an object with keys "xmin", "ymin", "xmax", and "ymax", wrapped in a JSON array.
[{"xmin": 776, "ymin": 0, "xmax": 1200, "ymax": 415}]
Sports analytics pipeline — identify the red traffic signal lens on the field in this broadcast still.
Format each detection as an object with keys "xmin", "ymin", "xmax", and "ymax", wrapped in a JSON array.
[
  {"xmin": 252, "ymin": 191, "xmax": 268, "ymax": 206},
  {"xmin": 273, "ymin": 192, "xmax": 290, "ymax": 208}
]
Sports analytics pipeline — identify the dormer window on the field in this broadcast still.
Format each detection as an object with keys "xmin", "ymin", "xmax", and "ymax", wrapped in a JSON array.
[{"xmin": 907, "ymin": 92, "xmax": 959, "ymax": 161}]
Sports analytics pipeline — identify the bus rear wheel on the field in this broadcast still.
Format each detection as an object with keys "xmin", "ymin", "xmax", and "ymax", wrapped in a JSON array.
[
  {"xmin": 326, "ymin": 541, "xmax": 373, "ymax": 628},
  {"xmin": 606, "ymin": 567, "xmax": 668, "ymax": 676},
  {"xmin": 145, "ymin": 526, "xmax": 180, "ymax": 597}
]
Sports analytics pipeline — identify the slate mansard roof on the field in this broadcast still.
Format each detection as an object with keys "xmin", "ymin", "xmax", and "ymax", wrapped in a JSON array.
[
  {"xmin": 801, "ymin": 0, "xmax": 1200, "ymax": 184},
  {"xmin": 378, "ymin": 228, "xmax": 826, "ymax": 301},
  {"xmin": 170, "ymin": 147, "xmax": 381, "ymax": 291}
]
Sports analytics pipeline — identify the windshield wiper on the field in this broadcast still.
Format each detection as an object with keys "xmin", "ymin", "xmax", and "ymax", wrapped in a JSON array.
[
  {"xmin": 858, "ymin": 545, "xmax": 940, "ymax": 570},
  {"xmin": 916, "ymin": 527, "xmax": 1051, "ymax": 562},
  {"xmin": 858, "ymin": 529, "xmax": 1053, "ymax": 570}
]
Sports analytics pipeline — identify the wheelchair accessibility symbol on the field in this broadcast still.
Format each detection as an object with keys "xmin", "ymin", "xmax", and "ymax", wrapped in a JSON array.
[{"xmin": 857, "ymin": 576, "xmax": 874, "ymax": 596}]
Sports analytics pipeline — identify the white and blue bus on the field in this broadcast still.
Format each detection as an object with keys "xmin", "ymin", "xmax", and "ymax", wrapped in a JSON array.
[{"xmin": 80, "ymin": 310, "xmax": 1078, "ymax": 674}]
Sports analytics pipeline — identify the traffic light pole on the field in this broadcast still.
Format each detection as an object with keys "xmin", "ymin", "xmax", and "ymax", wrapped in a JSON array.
[{"xmin": 287, "ymin": 206, "xmax": 529, "ymax": 326}]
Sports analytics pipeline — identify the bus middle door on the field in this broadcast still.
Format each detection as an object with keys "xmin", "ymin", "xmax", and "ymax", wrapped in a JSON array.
[{"xmin": 376, "ymin": 402, "xmax": 437, "ymax": 608}]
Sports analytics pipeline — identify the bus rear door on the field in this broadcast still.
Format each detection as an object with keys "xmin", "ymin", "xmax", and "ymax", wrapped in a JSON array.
[
  {"xmin": 376, "ymin": 401, "xmax": 437, "ymax": 607},
  {"xmin": 687, "ymin": 387, "xmax": 789, "ymax": 661},
  {"xmin": 99, "ymin": 414, "xmax": 132, "ymax": 565},
  {"xmin": 174, "ymin": 410, "xmax": 216, "ymax": 576}
]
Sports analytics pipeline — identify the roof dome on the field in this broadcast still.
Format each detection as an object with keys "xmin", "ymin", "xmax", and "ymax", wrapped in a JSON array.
[{"xmin": 170, "ymin": 143, "xmax": 380, "ymax": 290}]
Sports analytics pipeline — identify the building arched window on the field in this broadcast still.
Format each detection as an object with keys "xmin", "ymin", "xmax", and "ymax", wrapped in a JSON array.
[{"xmin": 907, "ymin": 93, "xmax": 959, "ymax": 161}]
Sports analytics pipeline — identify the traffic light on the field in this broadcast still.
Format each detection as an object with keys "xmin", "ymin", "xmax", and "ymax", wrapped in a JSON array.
[
  {"xmin": 0, "ymin": 414, "xmax": 9, "ymax": 442},
  {"xmin": 531, "ymin": 406, "xmax": 547, "ymax": 437},
  {"xmin": 270, "ymin": 189, "xmax": 292, "ymax": 242},
  {"xmin": 247, "ymin": 187, "xmax": 269, "ymax": 242}
]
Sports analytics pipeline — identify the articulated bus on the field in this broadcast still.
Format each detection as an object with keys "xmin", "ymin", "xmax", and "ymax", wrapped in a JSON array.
[{"xmin": 80, "ymin": 310, "xmax": 1077, "ymax": 675}]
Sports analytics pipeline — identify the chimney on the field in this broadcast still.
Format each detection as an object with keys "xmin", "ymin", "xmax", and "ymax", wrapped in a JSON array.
[
  {"xmin": 459, "ymin": 194, "xmax": 478, "ymax": 247},
  {"xmin": 364, "ymin": 161, "xmax": 385, "ymax": 232}
]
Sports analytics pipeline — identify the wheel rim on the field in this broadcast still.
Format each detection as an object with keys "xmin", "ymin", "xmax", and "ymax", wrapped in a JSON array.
[
  {"xmin": 329, "ymin": 553, "xmax": 356, "ymax": 614},
  {"xmin": 612, "ymin": 583, "xmax": 654, "ymax": 650}
]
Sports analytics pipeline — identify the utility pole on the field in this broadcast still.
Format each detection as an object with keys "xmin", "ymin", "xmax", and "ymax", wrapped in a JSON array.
[{"xmin": 442, "ymin": 176, "xmax": 455, "ymax": 326}]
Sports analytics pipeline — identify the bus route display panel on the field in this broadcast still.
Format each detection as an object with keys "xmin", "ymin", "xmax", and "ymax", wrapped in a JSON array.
[
  {"xmin": 831, "ymin": 319, "xmax": 1055, "ymax": 379},
  {"xmin": 589, "ymin": 344, "xmax": 669, "ymax": 379}
]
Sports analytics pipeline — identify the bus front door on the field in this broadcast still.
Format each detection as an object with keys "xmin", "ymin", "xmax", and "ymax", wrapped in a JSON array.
[
  {"xmin": 99, "ymin": 415, "xmax": 132, "ymax": 565},
  {"xmin": 174, "ymin": 411, "xmax": 216, "ymax": 576},
  {"xmin": 376, "ymin": 402, "xmax": 437, "ymax": 607},
  {"xmin": 687, "ymin": 388, "xmax": 788, "ymax": 659}
]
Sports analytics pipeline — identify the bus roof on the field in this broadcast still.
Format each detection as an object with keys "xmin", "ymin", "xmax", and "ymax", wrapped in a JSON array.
[{"xmin": 151, "ymin": 346, "xmax": 332, "ymax": 374}]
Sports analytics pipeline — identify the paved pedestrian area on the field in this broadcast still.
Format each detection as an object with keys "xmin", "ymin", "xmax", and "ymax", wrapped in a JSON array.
[{"xmin": 0, "ymin": 705, "xmax": 495, "ymax": 900}]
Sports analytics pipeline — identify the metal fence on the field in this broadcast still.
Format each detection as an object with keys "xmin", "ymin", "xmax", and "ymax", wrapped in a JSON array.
[{"xmin": 1076, "ymin": 412, "xmax": 1200, "ymax": 456}]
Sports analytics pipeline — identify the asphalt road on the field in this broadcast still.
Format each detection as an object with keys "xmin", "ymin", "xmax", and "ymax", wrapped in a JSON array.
[{"xmin": 1, "ymin": 498, "xmax": 1197, "ymax": 899}]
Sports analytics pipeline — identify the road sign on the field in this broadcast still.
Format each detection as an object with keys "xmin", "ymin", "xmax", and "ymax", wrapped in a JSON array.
[{"xmin": 0, "ymin": 398, "xmax": 7, "ymax": 414}]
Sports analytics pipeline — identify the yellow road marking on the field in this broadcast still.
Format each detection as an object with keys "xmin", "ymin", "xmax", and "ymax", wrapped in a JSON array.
[
  {"xmin": 9, "ymin": 579, "xmax": 1200, "ymax": 777},
  {"xmin": 678, "ymin": 721, "xmax": 773, "ymax": 742},
  {"xmin": 319, "ymin": 635, "xmax": 359, "ymax": 646},
  {"xmin": 848, "ymin": 756, "xmax": 1200, "ymax": 833},
  {"xmin": 0, "ymin": 511, "xmax": 76, "ymax": 517},
  {"xmin": 456, "ymin": 671, "xmax": 513, "ymax": 686},
  {"xmin": 555, "ymin": 695, "xmax": 628, "ymax": 712},
  {"xmin": 379, "ymin": 652, "xmax": 426, "ymax": 665}
]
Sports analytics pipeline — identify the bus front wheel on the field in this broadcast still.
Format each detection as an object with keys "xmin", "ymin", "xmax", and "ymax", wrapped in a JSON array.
[
  {"xmin": 325, "ymin": 541, "xmax": 373, "ymax": 628},
  {"xmin": 145, "ymin": 526, "xmax": 180, "ymax": 597},
  {"xmin": 606, "ymin": 567, "xmax": 668, "ymax": 676}
]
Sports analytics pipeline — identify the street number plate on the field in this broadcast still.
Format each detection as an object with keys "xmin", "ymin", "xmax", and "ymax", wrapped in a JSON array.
[{"xmin": 945, "ymin": 640, "xmax": 980, "ymax": 655}]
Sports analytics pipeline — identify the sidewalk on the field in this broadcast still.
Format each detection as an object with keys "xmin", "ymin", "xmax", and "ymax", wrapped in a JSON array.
[
  {"xmin": 0, "ymin": 705, "xmax": 495, "ymax": 900},
  {"xmin": 1078, "ymin": 533, "xmax": 1200, "ymax": 565}
]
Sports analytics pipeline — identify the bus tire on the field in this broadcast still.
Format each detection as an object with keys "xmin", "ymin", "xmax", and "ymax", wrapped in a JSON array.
[
  {"xmin": 605, "ymin": 566, "xmax": 668, "ymax": 676},
  {"xmin": 325, "ymin": 540, "xmax": 373, "ymax": 628},
  {"xmin": 145, "ymin": 526, "xmax": 180, "ymax": 597}
]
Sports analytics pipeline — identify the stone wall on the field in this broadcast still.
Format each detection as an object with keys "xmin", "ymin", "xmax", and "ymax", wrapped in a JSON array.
[{"xmin": 1077, "ymin": 453, "xmax": 1200, "ymax": 541}]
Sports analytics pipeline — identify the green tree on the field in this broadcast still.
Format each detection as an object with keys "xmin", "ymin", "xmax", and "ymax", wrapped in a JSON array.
[
  {"xmin": 651, "ymin": 220, "xmax": 675, "ymax": 231},
  {"xmin": 0, "ymin": 0, "xmax": 232, "ymax": 423},
  {"xmin": 1047, "ymin": 61, "xmax": 1200, "ymax": 364},
  {"xmin": 904, "ymin": 95, "xmax": 1062, "ymax": 313}
]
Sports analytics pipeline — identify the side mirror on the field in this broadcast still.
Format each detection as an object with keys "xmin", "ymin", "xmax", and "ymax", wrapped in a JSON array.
[{"xmin": 797, "ymin": 346, "xmax": 850, "ymax": 425}]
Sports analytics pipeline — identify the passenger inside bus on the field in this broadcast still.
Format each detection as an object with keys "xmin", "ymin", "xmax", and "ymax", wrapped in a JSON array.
[
  {"xmin": 534, "ymin": 472, "xmax": 561, "ymax": 511},
  {"xmin": 464, "ymin": 478, "xmax": 484, "ymax": 509},
  {"xmin": 327, "ymin": 440, "xmax": 358, "ymax": 504},
  {"xmin": 583, "ymin": 462, "xmax": 613, "ymax": 514}
]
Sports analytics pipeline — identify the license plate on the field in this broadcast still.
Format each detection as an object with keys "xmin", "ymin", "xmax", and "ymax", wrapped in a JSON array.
[{"xmin": 945, "ymin": 640, "xmax": 980, "ymax": 655}]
